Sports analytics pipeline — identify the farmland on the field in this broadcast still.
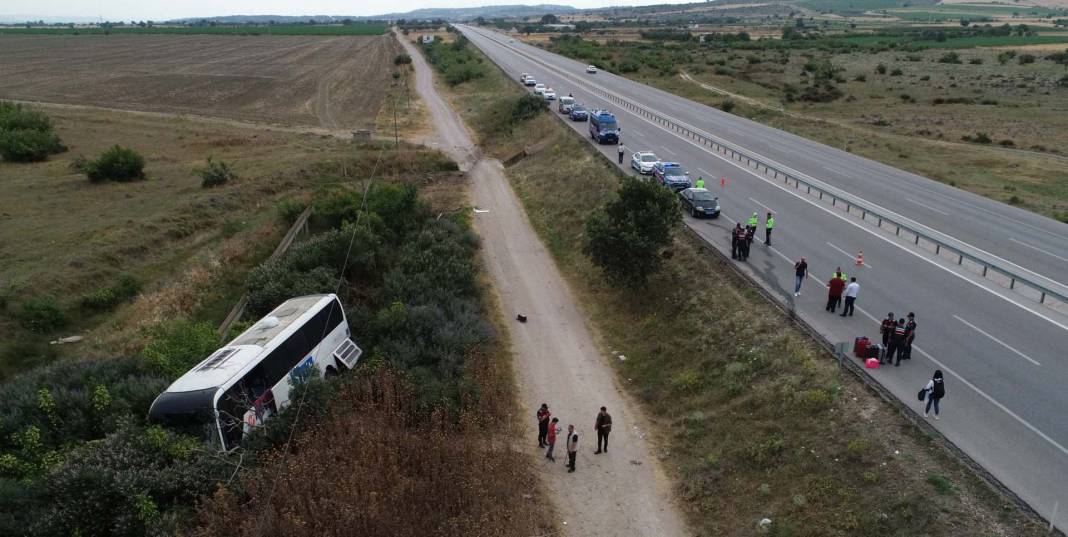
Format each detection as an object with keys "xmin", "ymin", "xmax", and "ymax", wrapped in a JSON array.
[
  {"xmin": 0, "ymin": 23, "xmax": 387, "ymax": 36},
  {"xmin": 0, "ymin": 35, "xmax": 399, "ymax": 130}
]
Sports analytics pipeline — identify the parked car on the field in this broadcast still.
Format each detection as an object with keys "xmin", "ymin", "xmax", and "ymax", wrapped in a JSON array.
[
  {"xmin": 569, "ymin": 104, "xmax": 589, "ymax": 121},
  {"xmin": 630, "ymin": 151, "xmax": 659, "ymax": 175},
  {"xmin": 558, "ymin": 96, "xmax": 575, "ymax": 113},
  {"xmin": 586, "ymin": 65, "xmax": 598, "ymax": 74},
  {"xmin": 589, "ymin": 109, "xmax": 620, "ymax": 144},
  {"xmin": 678, "ymin": 188, "xmax": 720, "ymax": 218},
  {"xmin": 653, "ymin": 162, "xmax": 691, "ymax": 191},
  {"xmin": 524, "ymin": 76, "xmax": 537, "ymax": 87},
  {"xmin": 533, "ymin": 83, "xmax": 547, "ymax": 95},
  {"xmin": 543, "ymin": 88, "xmax": 557, "ymax": 100}
]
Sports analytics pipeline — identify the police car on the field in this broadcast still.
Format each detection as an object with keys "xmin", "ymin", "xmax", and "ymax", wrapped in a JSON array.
[{"xmin": 652, "ymin": 162, "xmax": 692, "ymax": 191}]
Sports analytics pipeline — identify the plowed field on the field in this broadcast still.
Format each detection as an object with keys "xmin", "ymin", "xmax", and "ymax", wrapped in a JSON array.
[{"xmin": 0, "ymin": 34, "xmax": 398, "ymax": 129}]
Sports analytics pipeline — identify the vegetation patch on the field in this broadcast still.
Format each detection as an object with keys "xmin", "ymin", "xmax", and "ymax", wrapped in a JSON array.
[{"xmin": 0, "ymin": 101, "xmax": 65, "ymax": 162}]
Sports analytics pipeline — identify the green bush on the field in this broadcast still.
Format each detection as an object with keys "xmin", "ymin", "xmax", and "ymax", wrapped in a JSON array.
[
  {"xmin": 938, "ymin": 52, "xmax": 962, "ymax": 64},
  {"xmin": 141, "ymin": 320, "xmax": 221, "ymax": 378},
  {"xmin": 584, "ymin": 177, "xmax": 680, "ymax": 287},
  {"xmin": 393, "ymin": 53, "xmax": 412, "ymax": 65},
  {"xmin": 197, "ymin": 156, "xmax": 236, "ymax": 188},
  {"xmin": 875, "ymin": 63, "xmax": 887, "ymax": 74},
  {"xmin": 422, "ymin": 37, "xmax": 487, "ymax": 86},
  {"xmin": 1018, "ymin": 54, "xmax": 1036, "ymax": 65},
  {"xmin": 84, "ymin": 145, "xmax": 146, "ymax": 183},
  {"xmin": 276, "ymin": 198, "xmax": 306, "ymax": 223},
  {"xmin": 19, "ymin": 296, "xmax": 67, "ymax": 333},
  {"xmin": 0, "ymin": 129, "xmax": 65, "ymax": 163},
  {"xmin": 80, "ymin": 274, "xmax": 141, "ymax": 312},
  {"xmin": 512, "ymin": 93, "xmax": 547, "ymax": 123},
  {"xmin": 0, "ymin": 102, "xmax": 65, "ymax": 163}
]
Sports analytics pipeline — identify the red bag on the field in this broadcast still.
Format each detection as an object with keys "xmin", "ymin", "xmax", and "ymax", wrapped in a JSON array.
[
  {"xmin": 865, "ymin": 358, "xmax": 880, "ymax": 369},
  {"xmin": 854, "ymin": 337, "xmax": 870, "ymax": 358}
]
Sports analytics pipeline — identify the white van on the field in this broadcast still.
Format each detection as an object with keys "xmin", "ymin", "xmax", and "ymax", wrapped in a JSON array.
[{"xmin": 558, "ymin": 96, "xmax": 575, "ymax": 113}]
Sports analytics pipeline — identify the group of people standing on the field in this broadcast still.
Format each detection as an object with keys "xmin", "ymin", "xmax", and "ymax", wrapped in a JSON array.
[
  {"xmin": 824, "ymin": 266, "xmax": 860, "ymax": 317},
  {"xmin": 731, "ymin": 212, "xmax": 774, "ymax": 261},
  {"xmin": 880, "ymin": 312, "xmax": 918, "ymax": 367},
  {"xmin": 537, "ymin": 404, "xmax": 612, "ymax": 473}
]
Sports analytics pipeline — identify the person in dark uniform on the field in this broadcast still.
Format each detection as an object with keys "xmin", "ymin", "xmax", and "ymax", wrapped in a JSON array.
[
  {"xmin": 731, "ymin": 223, "xmax": 743, "ymax": 259},
  {"xmin": 536, "ymin": 403, "xmax": 550, "ymax": 448},
  {"xmin": 880, "ymin": 312, "xmax": 895, "ymax": 348},
  {"xmin": 745, "ymin": 225, "xmax": 755, "ymax": 251},
  {"xmin": 888, "ymin": 318, "xmax": 908, "ymax": 366},
  {"xmin": 739, "ymin": 225, "xmax": 751, "ymax": 261},
  {"xmin": 594, "ymin": 406, "xmax": 612, "ymax": 454},
  {"xmin": 904, "ymin": 312, "xmax": 917, "ymax": 360}
]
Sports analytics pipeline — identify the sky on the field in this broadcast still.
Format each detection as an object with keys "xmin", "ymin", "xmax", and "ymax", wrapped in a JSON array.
[{"xmin": 0, "ymin": 0, "xmax": 705, "ymax": 21}]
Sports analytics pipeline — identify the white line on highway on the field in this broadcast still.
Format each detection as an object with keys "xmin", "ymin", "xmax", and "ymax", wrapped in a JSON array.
[
  {"xmin": 1010, "ymin": 238, "xmax": 1068, "ymax": 264},
  {"xmin": 697, "ymin": 168, "xmax": 713, "ymax": 177},
  {"xmin": 469, "ymin": 27, "xmax": 1068, "ymax": 334},
  {"xmin": 661, "ymin": 147, "xmax": 678, "ymax": 156},
  {"xmin": 826, "ymin": 242, "xmax": 871, "ymax": 269},
  {"xmin": 905, "ymin": 197, "xmax": 950, "ymax": 216},
  {"xmin": 631, "ymin": 130, "xmax": 646, "ymax": 138},
  {"xmin": 823, "ymin": 164, "xmax": 852, "ymax": 176},
  {"xmin": 748, "ymin": 197, "xmax": 776, "ymax": 214},
  {"xmin": 954, "ymin": 315, "xmax": 1041, "ymax": 366}
]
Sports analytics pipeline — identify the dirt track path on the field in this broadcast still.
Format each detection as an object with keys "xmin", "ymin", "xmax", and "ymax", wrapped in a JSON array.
[{"xmin": 399, "ymin": 32, "xmax": 691, "ymax": 537}]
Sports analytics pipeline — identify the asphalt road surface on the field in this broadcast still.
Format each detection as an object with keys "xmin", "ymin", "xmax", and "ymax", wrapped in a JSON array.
[{"xmin": 458, "ymin": 24, "xmax": 1068, "ymax": 530}]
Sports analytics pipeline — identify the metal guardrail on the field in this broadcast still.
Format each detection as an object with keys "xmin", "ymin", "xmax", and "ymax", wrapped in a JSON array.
[{"xmin": 469, "ymin": 27, "xmax": 1068, "ymax": 312}]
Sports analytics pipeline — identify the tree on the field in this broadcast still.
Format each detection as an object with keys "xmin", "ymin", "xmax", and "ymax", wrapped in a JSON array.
[
  {"xmin": 540, "ymin": 14, "xmax": 560, "ymax": 25},
  {"xmin": 584, "ymin": 177, "xmax": 680, "ymax": 287}
]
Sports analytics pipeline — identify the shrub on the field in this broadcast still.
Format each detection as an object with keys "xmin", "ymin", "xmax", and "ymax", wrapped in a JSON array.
[
  {"xmin": 80, "ymin": 274, "xmax": 141, "ymax": 312},
  {"xmin": 853, "ymin": 74, "xmax": 866, "ymax": 82},
  {"xmin": 141, "ymin": 320, "xmax": 221, "ymax": 377},
  {"xmin": 19, "ymin": 296, "xmax": 66, "ymax": 333},
  {"xmin": 968, "ymin": 58, "xmax": 983, "ymax": 65},
  {"xmin": 938, "ymin": 52, "xmax": 962, "ymax": 64},
  {"xmin": 890, "ymin": 68, "xmax": 903, "ymax": 76},
  {"xmin": 393, "ymin": 53, "xmax": 412, "ymax": 65},
  {"xmin": 875, "ymin": 63, "xmax": 887, "ymax": 74},
  {"xmin": 927, "ymin": 474, "xmax": 957, "ymax": 495},
  {"xmin": 997, "ymin": 50, "xmax": 1017, "ymax": 64},
  {"xmin": 961, "ymin": 132, "xmax": 992, "ymax": 144},
  {"xmin": 0, "ymin": 102, "xmax": 65, "ymax": 163},
  {"xmin": 584, "ymin": 177, "xmax": 680, "ymax": 287},
  {"xmin": 720, "ymin": 98, "xmax": 736, "ymax": 113},
  {"xmin": 84, "ymin": 145, "xmax": 146, "ymax": 182},
  {"xmin": 0, "ymin": 129, "xmax": 65, "ymax": 163},
  {"xmin": 1059, "ymin": 75, "xmax": 1068, "ymax": 88},
  {"xmin": 1018, "ymin": 54, "xmax": 1036, "ymax": 65},
  {"xmin": 511, "ymin": 93, "xmax": 547, "ymax": 123},
  {"xmin": 276, "ymin": 198, "xmax": 306, "ymax": 223},
  {"xmin": 998, "ymin": 139, "xmax": 1015, "ymax": 147},
  {"xmin": 197, "ymin": 156, "xmax": 236, "ymax": 188}
]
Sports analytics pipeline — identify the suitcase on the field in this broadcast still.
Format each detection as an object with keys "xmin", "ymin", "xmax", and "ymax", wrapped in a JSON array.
[
  {"xmin": 865, "ymin": 358, "xmax": 880, "ymax": 369},
  {"xmin": 866, "ymin": 343, "xmax": 886, "ymax": 361},
  {"xmin": 854, "ymin": 337, "xmax": 870, "ymax": 358}
]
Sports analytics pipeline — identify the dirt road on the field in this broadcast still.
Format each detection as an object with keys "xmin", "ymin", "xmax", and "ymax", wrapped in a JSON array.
[{"xmin": 399, "ymin": 32, "xmax": 691, "ymax": 537}]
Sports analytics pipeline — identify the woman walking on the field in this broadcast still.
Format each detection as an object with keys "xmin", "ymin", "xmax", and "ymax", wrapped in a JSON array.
[{"xmin": 922, "ymin": 370, "xmax": 946, "ymax": 419}]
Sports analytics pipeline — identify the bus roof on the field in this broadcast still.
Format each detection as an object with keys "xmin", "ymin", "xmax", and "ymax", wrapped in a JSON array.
[{"xmin": 162, "ymin": 294, "xmax": 335, "ymax": 393}]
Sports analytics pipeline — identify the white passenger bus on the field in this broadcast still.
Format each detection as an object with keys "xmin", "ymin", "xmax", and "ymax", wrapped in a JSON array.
[{"xmin": 149, "ymin": 294, "xmax": 362, "ymax": 451}]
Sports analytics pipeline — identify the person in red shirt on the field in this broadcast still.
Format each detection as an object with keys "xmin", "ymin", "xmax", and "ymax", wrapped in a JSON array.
[
  {"xmin": 545, "ymin": 417, "xmax": 560, "ymax": 462},
  {"xmin": 826, "ymin": 274, "xmax": 846, "ymax": 312}
]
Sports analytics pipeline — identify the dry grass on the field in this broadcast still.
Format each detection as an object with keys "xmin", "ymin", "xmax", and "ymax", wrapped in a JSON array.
[
  {"xmin": 438, "ymin": 42, "xmax": 1051, "ymax": 536},
  {"xmin": 193, "ymin": 368, "xmax": 553, "ymax": 537}
]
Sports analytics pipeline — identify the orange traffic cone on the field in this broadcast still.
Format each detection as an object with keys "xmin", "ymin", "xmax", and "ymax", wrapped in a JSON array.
[{"xmin": 855, "ymin": 250, "xmax": 864, "ymax": 267}]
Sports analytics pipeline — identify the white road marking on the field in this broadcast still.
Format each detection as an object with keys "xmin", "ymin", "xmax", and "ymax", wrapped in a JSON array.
[
  {"xmin": 470, "ymin": 27, "xmax": 1068, "ymax": 335},
  {"xmin": 826, "ymin": 242, "xmax": 870, "ymax": 269},
  {"xmin": 661, "ymin": 147, "xmax": 678, "ymax": 156},
  {"xmin": 954, "ymin": 315, "xmax": 1041, "ymax": 366},
  {"xmin": 747, "ymin": 197, "xmax": 776, "ymax": 214},
  {"xmin": 631, "ymin": 130, "xmax": 646, "ymax": 138},
  {"xmin": 905, "ymin": 197, "xmax": 950, "ymax": 216},
  {"xmin": 823, "ymin": 164, "xmax": 852, "ymax": 176},
  {"xmin": 697, "ymin": 168, "xmax": 713, "ymax": 177},
  {"xmin": 1010, "ymin": 238, "xmax": 1068, "ymax": 264}
]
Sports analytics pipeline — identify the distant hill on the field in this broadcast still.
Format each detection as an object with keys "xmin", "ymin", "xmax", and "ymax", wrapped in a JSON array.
[{"xmin": 166, "ymin": 5, "xmax": 579, "ymax": 25}]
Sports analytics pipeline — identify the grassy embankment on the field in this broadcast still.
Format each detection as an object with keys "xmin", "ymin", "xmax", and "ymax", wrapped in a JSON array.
[
  {"xmin": 542, "ymin": 32, "xmax": 1068, "ymax": 222},
  {"xmin": 0, "ymin": 97, "xmax": 551, "ymax": 535},
  {"xmin": 438, "ymin": 35, "xmax": 1051, "ymax": 536},
  {"xmin": 0, "ymin": 24, "xmax": 387, "ymax": 36}
]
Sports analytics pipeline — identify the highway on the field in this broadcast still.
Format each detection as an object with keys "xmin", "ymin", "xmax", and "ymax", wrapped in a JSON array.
[{"xmin": 456, "ymin": 24, "xmax": 1068, "ymax": 530}]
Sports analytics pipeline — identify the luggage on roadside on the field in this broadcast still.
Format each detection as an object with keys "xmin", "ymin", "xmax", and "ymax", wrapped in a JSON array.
[
  {"xmin": 865, "ymin": 358, "xmax": 880, "ymax": 369},
  {"xmin": 866, "ymin": 343, "xmax": 886, "ymax": 361},
  {"xmin": 854, "ymin": 336, "xmax": 870, "ymax": 358}
]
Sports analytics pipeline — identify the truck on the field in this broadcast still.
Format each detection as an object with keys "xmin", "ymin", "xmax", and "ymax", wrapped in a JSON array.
[{"xmin": 589, "ymin": 110, "xmax": 620, "ymax": 144}]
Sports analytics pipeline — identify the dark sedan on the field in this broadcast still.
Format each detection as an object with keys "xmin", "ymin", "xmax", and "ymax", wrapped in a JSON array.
[
  {"xmin": 569, "ymin": 104, "xmax": 589, "ymax": 121},
  {"xmin": 678, "ymin": 187, "xmax": 720, "ymax": 218}
]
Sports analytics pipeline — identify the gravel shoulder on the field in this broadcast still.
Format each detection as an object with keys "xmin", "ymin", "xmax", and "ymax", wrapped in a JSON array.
[{"xmin": 398, "ymin": 32, "xmax": 692, "ymax": 537}]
